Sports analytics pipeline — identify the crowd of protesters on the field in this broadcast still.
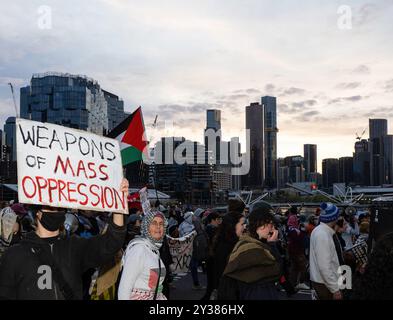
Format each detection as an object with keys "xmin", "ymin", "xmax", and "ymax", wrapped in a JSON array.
[{"xmin": 0, "ymin": 187, "xmax": 392, "ymax": 300}]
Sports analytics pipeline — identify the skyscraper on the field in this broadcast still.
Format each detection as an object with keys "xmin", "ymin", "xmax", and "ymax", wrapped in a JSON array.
[
  {"xmin": 369, "ymin": 119, "xmax": 388, "ymax": 186},
  {"xmin": 262, "ymin": 96, "xmax": 278, "ymax": 188},
  {"xmin": 245, "ymin": 102, "xmax": 265, "ymax": 188},
  {"xmin": 304, "ymin": 144, "xmax": 317, "ymax": 180},
  {"xmin": 154, "ymin": 137, "xmax": 213, "ymax": 204},
  {"xmin": 204, "ymin": 109, "xmax": 221, "ymax": 164},
  {"xmin": 383, "ymin": 135, "xmax": 393, "ymax": 184},
  {"xmin": 4, "ymin": 117, "xmax": 16, "ymax": 162},
  {"xmin": 285, "ymin": 155, "xmax": 305, "ymax": 183},
  {"xmin": 339, "ymin": 157, "xmax": 354, "ymax": 185},
  {"xmin": 0, "ymin": 129, "xmax": 3, "ymax": 161},
  {"xmin": 369, "ymin": 119, "xmax": 388, "ymax": 139},
  {"xmin": 322, "ymin": 158, "xmax": 339, "ymax": 189},
  {"xmin": 206, "ymin": 109, "xmax": 221, "ymax": 131},
  {"xmin": 353, "ymin": 139, "xmax": 371, "ymax": 186},
  {"xmin": 20, "ymin": 72, "xmax": 125, "ymax": 135}
]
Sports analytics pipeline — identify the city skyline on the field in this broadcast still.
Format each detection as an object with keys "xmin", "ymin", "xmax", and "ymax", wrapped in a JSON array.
[
  {"xmin": 1, "ymin": 73, "xmax": 392, "ymax": 175},
  {"xmin": 1, "ymin": 1, "xmax": 393, "ymax": 171}
]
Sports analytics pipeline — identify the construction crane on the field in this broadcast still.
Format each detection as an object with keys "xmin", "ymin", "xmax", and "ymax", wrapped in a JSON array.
[
  {"xmin": 152, "ymin": 115, "xmax": 158, "ymax": 128},
  {"xmin": 8, "ymin": 83, "xmax": 19, "ymax": 118},
  {"xmin": 149, "ymin": 115, "xmax": 159, "ymax": 201},
  {"xmin": 356, "ymin": 127, "xmax": 367, "ymax": 141}
]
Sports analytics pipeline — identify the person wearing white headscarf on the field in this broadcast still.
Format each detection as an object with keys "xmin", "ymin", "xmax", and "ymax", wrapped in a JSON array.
[{"xmin": 118, "ymin": 210, "xmax": 168, "ymax": 300}]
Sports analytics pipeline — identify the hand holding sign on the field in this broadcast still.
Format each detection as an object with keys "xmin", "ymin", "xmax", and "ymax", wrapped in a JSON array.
[
  {"xmin": 120, "ymin": 178, "xmax": 129, "ymax": 195},
  {"xmin": 112, "ymin": 178, "xmax": 130, "ymax": 227}
]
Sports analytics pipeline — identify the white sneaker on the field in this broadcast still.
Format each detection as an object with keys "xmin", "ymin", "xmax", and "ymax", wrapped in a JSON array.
[{"xmin": 295, "ymin": 283, "xmax": 310, "ymax": 290}]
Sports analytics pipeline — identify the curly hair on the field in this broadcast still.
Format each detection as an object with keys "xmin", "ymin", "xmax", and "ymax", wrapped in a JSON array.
[
  {"xmin": 352, "ymin": 232, "xmax": 393, "ymax": 299},
  {"xmin": 248, "ymin": 207, "xmax": 275, "ymax": 240}
]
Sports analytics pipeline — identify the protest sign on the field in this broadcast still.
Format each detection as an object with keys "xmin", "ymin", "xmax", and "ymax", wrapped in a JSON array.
[
  {"xmin": 139, "ymin": 187, "xmax": 151, "ymax": 215},
  {"xmin": 167, "ymin": 231, "xmax": 196, "ymax": 273},
  {"xmin": 16, "ymin": 118, "xmax": 127, "ymax": 214}
]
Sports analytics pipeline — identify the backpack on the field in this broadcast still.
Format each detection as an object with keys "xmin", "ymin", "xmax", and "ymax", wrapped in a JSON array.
[{"xmin": 193, "ymin": 231, "xmax": 209, "ymax": 262}]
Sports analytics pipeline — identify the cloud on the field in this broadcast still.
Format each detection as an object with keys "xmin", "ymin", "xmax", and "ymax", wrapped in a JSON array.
[
  {"xmin": 0, "ymin": 77, "xmax": 27, "ymax": 86},
  {"xmin": 278, "ymin": 103, "xmax": 291, "ymax": 113},
  {"xmin": 328, "ymin": 95, "xmax": 366, "ymax": 104},
  {"xmin": 352, "ymin": 65, "xmax": 370, "ymax": 74},
  {"xmin": 303, "ymin": 110, "xmax": 319, "ymax": 117},
  {"xmin": 189, "ymin": 103, "xmax": 213, "ymax": 113},
  {"xmin": 355, "ymin": 3, "xmax": 380, "ymax": 26},
  {"xmin": 226, "ymin": 94, "xmax": 249, "ymax": 100},
  {"xmin": 233, "ymin": 88, "xmax": 261, "ymax": 95},
  {"xmin": 157, "ymin": 102, "xmax": 223, "ymax": 122},
  {"xmin": 278, "ymin": 101, "xmax": 318, "ymax": 115},
  {"xmin": 265, "ymin": 84, "xmax": 275, "ymax": 93},
  {"xmin": 0, "ymin": 98, "xmax": 17, "ymax": 130},
  {"xmin": 384, "ymin": 79, "xmax": 393, "ymax": 92},
  {"xmin": 263, "ymin": 84, "xmax": 306, "ymax": 97},
  {"xmin": 336, "ymin": 82, "xmax": 361, "ymax": 90},
  {"xmin": 174, "ymin": 118, "xmax": 202, "ymax": 129},
  {"xmin": 160, "ymin": 104, "xmax": 187, "ymax": 112},
  {"xmin": 282, "ymin": 87, "xmax": 306, "ymax": 96},
  {"xmin": 293, "ymin": 110, "xmax": 320, "ymax": 122},
  {"xmin": 291, "ymin": 99, "xmax": 317, "ymax": 109},
  {"xmin": 245, "ymin": 88, "xmax": 261, "ymax": 94},
  {"xmin": 363, "ymin": 106, "xmax": 393, "ymax": 118},
  {"xmin": 345, "ymin": 95, "xmax": 363, "ymax": 102}
]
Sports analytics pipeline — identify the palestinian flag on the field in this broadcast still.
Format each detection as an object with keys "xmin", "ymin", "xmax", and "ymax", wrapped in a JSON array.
[{"xmin": 107, "ymin": 106, "xmax": 148, "ymax": 166}]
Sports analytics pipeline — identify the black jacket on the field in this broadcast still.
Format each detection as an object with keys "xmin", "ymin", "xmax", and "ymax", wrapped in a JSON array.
[
  {"xmin": 211, "ymin": 239, "xmax": 238, "ymax": 290},
  {"xmin": 0, "ymin": 221, "xmax": 126, "ymax": 300}
]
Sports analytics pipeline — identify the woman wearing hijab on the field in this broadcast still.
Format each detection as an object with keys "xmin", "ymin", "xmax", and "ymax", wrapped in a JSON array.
[{"xmin": 118, "ymin": 210, "xmax": 168, "ymax": 300}]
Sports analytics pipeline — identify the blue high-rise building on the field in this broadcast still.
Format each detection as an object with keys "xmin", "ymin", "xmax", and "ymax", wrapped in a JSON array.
[
  {"xmin": 20, "ymin": 72, "xmax": 125, "ymax": 135},
  {"xmin": 383, "ymin": 135, "xmax": 393, "ymax": 184},
  {"xmin": 4, "ymin": 117, "xmax": 16, "ymax": 162},
  {"xmin": 304, "ymin": 144, "xmax": 317, "ymax": 180},
  {"xmin": 0, "ymin": 129, "xmax": 3, "ymax": 160},
  {"xmin": 204, "ymin": 109, "xmax": 221, "ymax": 164},
  {"xmin": 369, "ymin": 119, "xmax": 388, "ymax": 186},
  {"xmin": 245, "ymin": 102, "xmax": 265, "ymax": 188},
  {"xmin": 262, "ymin": 96, "xmax": 278, "ymax": 188}
]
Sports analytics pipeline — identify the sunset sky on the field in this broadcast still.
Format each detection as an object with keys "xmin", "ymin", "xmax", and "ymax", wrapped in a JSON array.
[{"xmin": 1, "ymin": 0, "xmax": 393, "ymax": 172}]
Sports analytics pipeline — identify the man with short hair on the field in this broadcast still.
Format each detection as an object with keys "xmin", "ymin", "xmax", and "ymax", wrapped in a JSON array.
[
  {"xmin": 0, "ymin": 179, "xmax": 129, "ymax": 300},
  {"xmin": 309, "ymin": 202, "xmax": 342, "ymax": 300}
]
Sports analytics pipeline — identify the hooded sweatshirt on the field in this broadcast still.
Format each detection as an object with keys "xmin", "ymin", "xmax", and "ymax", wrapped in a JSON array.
[
  {"xmin": 118, "ymin": 210, "xmax": 167, "ymax": 300},
  {"xmin": 118, "ymin": 237, "xmax": 166, "ymax": 300},
  {"xmin": 0, "ymin": 221, "xmax": 126, "ymax": 300},
  {"xmin": 287, "ymin": 215, "xmax": 305, "ymax": 256},
  {"xmin": 178, "ymin": 212, "xmax": 195, "ymax": 237}
]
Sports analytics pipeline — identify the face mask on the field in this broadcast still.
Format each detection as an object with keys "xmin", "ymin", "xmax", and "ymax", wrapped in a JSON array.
[{"xmin": 39, "ymin": 212, "xmax": 65, "ymax": 232}]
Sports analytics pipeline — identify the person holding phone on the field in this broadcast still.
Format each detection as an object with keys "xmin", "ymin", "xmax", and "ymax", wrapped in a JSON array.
[{"xmin": 217, "ymin": 207, "xmax": 281, "ymax": 300}]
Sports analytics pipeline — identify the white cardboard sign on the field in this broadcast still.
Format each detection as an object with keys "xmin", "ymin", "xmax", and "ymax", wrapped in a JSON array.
[{"xmin": 16, "ymin": 118, "xmax": 127, "ymax": 214}]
